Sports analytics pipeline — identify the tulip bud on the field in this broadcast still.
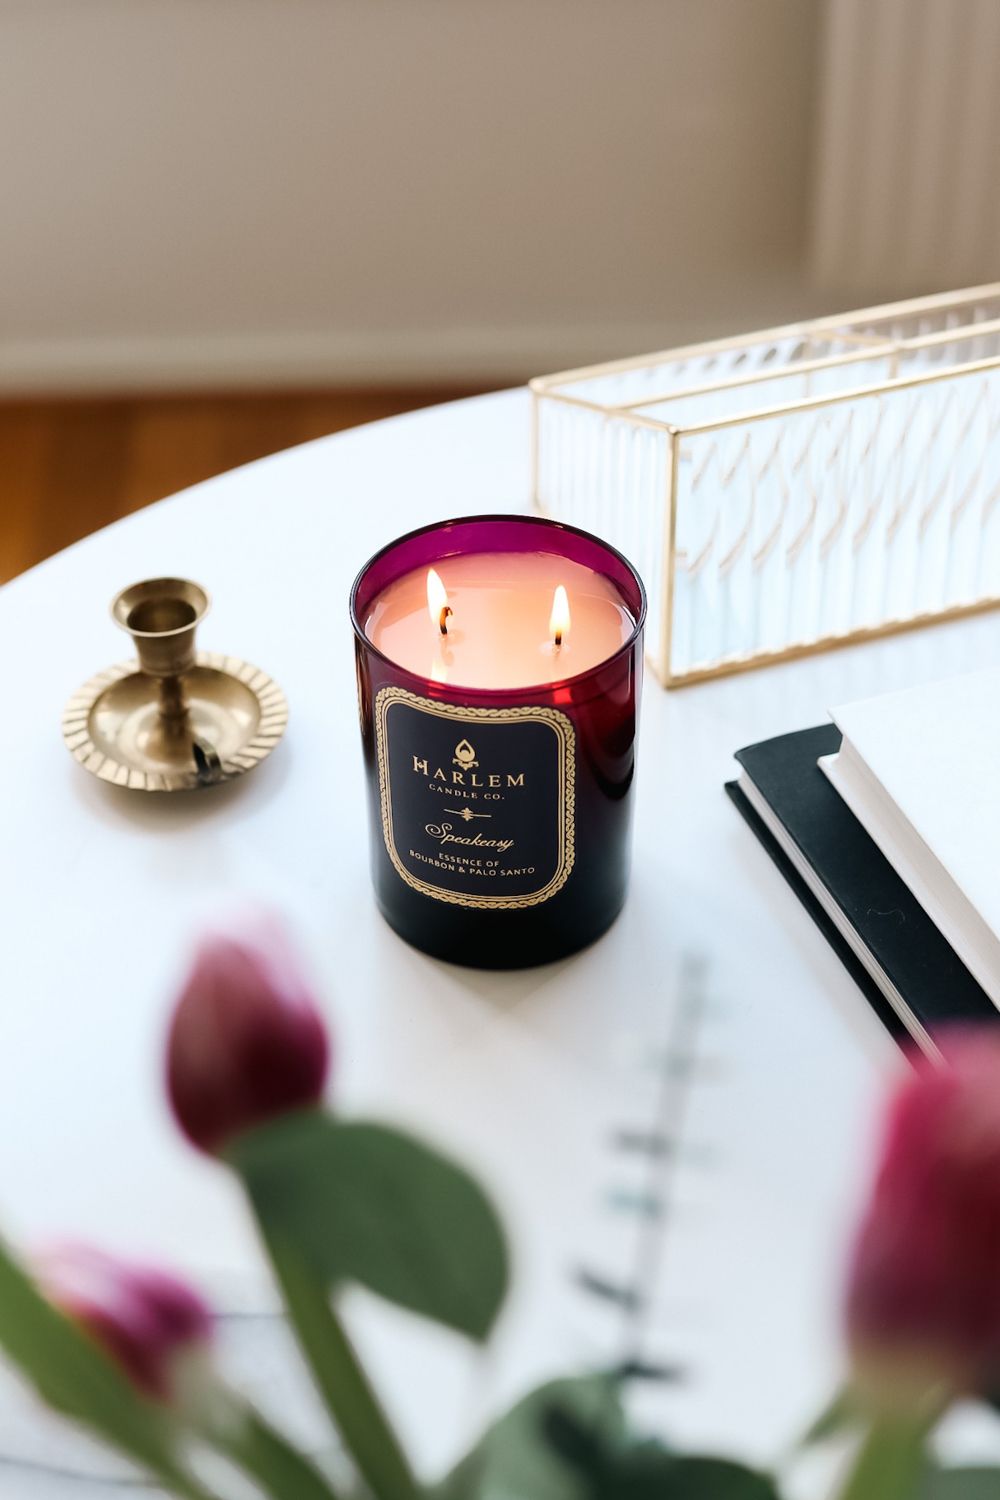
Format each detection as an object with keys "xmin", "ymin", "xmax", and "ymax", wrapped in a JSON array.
[
  {"xmin": 846, "ymin": 1032, "xmax": 1000, "ymax": 1403},
  {"xmin": 38, "ymin": 1244, "xmax": 213, "ymax": 1404},
  {"xmin": 166, "ymin": 917, "xmax": 330, "ymax": 1155}
]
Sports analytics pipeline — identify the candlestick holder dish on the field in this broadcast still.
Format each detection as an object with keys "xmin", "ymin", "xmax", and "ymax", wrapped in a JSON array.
[{"xmin": 62, "ymin": 578, "xmax": 288, "ymax": 791}]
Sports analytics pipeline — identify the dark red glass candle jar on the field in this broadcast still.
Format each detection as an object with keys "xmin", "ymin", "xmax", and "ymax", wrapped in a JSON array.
[{"xmin": 350, "ymin": 515, "xmax": 646, "ymax": 969}]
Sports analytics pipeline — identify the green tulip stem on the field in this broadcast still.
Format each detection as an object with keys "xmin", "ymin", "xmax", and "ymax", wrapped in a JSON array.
[
  {"xmin": 201, "ymin": 1402, "xmax": 345, "ymax": 1500},
  {"xmin": 836, "ymin": 1414, "xmax": 933, "ymax": 1500},
  {"xmin": 156, "ymin": 1469, "xmax": 227, "ymax": 1500},
  {"xmin": 260, "ymin": 1227, "xmax": 420, "ymax": 1500}
]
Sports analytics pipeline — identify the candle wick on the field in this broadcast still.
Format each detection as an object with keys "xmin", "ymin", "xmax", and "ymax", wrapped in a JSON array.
[
  {"xmin": 554, "ymin": 629, "xmax": 562, "ymax": 649},
  {"xmin": 439, "ymin": 606, "xmax": 453, "ymax": 636}
]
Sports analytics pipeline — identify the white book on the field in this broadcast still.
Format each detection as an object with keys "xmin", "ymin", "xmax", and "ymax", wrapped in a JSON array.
[{"xmin": 820, "ymin": 666, "xmax": 1000, "ymax": 1010}]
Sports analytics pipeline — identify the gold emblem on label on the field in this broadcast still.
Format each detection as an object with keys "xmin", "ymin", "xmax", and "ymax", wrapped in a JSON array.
[{"xmin": 453, "ymin": 738, "xmax": 478, "ymax": 770}]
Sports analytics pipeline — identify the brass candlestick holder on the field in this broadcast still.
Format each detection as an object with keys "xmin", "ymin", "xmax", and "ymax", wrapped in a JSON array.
[{"xmin": 62, "ymin": 578, "xmax": 288, "ymax": 792}]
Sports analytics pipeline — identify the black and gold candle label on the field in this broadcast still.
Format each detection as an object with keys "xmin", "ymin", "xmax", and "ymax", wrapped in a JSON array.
[{"xmin": 374, "ymin": 687, "xmax": 575, "ymax": 910}]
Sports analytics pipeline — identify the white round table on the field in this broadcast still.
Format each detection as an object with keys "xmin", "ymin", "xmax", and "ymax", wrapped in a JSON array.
[{"xmin": 3, "ymin": 389, "xmax": 999, "ymax": 1482}]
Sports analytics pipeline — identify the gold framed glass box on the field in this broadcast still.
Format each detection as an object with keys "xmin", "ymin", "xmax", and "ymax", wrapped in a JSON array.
[{"xmin": 531, "ymin": 285, "xmax": 1000, "ymax": 686}]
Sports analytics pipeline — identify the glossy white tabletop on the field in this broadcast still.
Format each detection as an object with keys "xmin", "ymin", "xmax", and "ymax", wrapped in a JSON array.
[{"xmin": 3, "ymin": 390, "xmax": 999, "ymax": 1480}]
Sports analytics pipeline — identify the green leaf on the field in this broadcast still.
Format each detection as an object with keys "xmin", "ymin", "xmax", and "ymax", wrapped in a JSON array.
[
  {"xmin": 230, "ymin": 1111, "xmax": 509, "ymax": 1342},
  {"xmin": 438, "ymin": 1375, "xmax": 781, "ymax": 1500},
  {"xmin": 0, "ymin": 1238, "xmax": 198, "ymax": 1492},
  {"xmin": 598, "ymin": 1456, "xmax": 778, "ymax": 1500},
  {"xmin": 919, "ymin": 1469, "xmax": 1000, "ymax": 1499},
  {"xmin": 436, "ymin": 1374, "xmax": 626, "ymax": 1500}
]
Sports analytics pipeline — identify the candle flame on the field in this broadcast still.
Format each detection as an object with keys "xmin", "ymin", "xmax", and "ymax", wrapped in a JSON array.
[
  {"xmin": 549, "ymin": 584, "xmax": 570, "ymax": 648},
  {"xmin": 426, "ymin": 568, "xmax": 452, "ymax": 635}
]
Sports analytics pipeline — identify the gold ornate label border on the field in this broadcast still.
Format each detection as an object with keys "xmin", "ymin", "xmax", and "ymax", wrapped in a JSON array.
[{"xmin": 374, "ymin": 687, "xmax": 576, "ymax": 910}]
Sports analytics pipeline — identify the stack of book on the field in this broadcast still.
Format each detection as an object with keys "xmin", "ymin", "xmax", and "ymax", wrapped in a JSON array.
[{"xmin": 727, "ymin": 668, "xmax": 1000, "ymax": 1055}]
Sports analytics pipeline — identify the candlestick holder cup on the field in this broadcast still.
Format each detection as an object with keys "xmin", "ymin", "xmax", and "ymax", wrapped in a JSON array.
[
  {"xmin": 112, "ymin": 577, "xmax": 209, "ymax": 724},
  {"xmin": 62, "ymin": 578, "xmax": 288, "ymax": 792}
]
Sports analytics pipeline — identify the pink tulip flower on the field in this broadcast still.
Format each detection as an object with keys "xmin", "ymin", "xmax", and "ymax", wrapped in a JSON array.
[
  {"xmin": 39, "ymin": 1244, "xmax": 212, "ymax": 1403},
  {"xmin": 847, "ymin": 1032, "xmax": 1000, "ymax": 1400},
  {"xmin": 166, "ymin": 917, "xmax": 330, "ymax": 1155}
]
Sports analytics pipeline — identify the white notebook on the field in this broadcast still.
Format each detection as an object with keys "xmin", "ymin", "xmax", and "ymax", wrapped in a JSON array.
[{"xmin": 820, "ymin": 666, "xmax": 1000, "ymax": 1010}]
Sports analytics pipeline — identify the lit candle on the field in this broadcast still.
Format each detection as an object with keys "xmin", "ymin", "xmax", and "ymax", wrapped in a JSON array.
[
  {"xmin": 549, "ymin": 584, "xmax": 570, "ymax": 650},
  {"xmin": 426, "ymin": 567, "xmax": 452, "ymax": 637},
  {"xmin": 351, "ymin": 515, "xmax": 646, "ymax": 968},
  {"xmin": 365, "ymin": 551, "xmax": 632, "ymax": 690}
]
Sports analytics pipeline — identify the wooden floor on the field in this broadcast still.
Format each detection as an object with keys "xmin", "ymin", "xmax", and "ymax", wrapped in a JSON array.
[{"xmin": 0, "ymin": 386, "xmax": 485, "ymax": 583}]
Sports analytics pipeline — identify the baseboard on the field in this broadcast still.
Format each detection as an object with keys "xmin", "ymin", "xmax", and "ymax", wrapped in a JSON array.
[
  {"xmin": 0, "ymin": 325, "xmax": 652, "ymax": 395},
  {"xmin": 0, "ymin": 286, "xmax": 841, "ymax": 395}
]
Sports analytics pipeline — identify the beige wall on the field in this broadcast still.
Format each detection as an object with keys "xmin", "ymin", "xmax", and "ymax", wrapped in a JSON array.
[
  {"xmin": 0, "ymin": 0, "xmax": 825, "ymax": 389},
  {"xmin": 810, "ymin": 0, "xmax": 1000, "ymax": 297}
]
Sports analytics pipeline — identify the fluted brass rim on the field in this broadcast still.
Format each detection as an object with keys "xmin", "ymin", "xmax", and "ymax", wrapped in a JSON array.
[{"xmin": 62, "ymin": 651, "xmax": 288, "ymax": 792}]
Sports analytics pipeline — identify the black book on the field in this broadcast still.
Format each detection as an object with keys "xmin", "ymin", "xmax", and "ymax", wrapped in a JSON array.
[{"xmin": 726, "ymin": 724, "xmax": 995, "ymax": 1054}]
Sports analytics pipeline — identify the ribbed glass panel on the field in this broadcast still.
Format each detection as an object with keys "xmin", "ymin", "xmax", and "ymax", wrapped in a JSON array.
[
  {"xmin": 669, "ymin": 367, "xmax": 1000, "ymax": 677},
  {"xmin": 533, "ymin": 287, "xmax": 1000, "ymax": 683}
]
